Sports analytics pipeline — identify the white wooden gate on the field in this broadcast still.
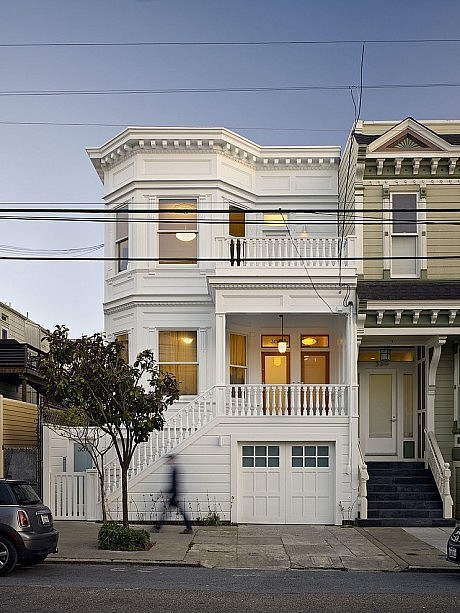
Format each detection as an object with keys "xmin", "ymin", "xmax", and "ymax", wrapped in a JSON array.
[{"xmin": 51, "ymin": 473, "xmax": 87, "ymax": 520}]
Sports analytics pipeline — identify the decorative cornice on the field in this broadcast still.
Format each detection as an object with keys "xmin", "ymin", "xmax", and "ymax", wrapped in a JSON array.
[
  {"xmin": 364, "ymin": 178, "xmax": 460, "ymax": 186},
  {"xmin": 104, "ymin": 299, "xmax": 213, "ymax": 315},
  {"xmin": 88, "ymin": 129, "xmax": 340, "ymax": 180}
]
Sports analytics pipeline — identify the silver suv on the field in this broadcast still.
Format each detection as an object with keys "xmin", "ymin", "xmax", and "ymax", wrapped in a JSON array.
[{"xmin": 0, "ymin": 479, "xmax": 59, "ymax": 576}]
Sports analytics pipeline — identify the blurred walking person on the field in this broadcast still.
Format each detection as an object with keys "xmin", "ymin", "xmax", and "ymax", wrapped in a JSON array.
[{"xmin": 154, "ymin": 455, "xmax": 192, "ymax": 534}]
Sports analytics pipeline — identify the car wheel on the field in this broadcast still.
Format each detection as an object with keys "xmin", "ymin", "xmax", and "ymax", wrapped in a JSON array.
[
  {"xmin": 0, "ymin": 536, "xmax": 18, "ymax": 576},
  {"xmin": 21, "ymin": 553, "xmax": 48, "ymax": 566}
]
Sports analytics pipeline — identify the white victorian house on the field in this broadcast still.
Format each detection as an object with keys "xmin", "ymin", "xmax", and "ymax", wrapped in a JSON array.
[{"xmin": 44, "ymin": 127, "xmax": 363, "ymax": 525}]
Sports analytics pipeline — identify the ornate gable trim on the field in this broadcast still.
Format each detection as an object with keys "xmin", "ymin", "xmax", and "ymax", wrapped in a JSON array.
[{"xmin": 367, "ymin": 118, "xmax": 455, "ymax": 154}]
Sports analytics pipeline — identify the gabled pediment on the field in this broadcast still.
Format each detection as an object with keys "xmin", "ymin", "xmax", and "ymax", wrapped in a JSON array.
[{"xmin": 367, "ymin": 118, "xmax": 455, "ymax": 154}]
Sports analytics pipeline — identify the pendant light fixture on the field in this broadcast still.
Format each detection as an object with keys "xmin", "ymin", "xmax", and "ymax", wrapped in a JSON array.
[{"xmin": 277, "ymin": 314, "xmax": 287, "ymax": 354}]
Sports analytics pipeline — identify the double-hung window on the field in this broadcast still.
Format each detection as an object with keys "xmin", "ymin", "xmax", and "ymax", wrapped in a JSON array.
[
  {"xmin": 158, "ymin": 331, "xmax": 198, "ymax": 395},
  {"xmin": 391, "ymin": 193, "xmax": 418, "ymax": 277},
  {"xmin": 158, "ymin": 199, "xmax": 197, "ymax": 264},
  {"xmin": 115, "ymin": 205, "xmax": 129, "ymax": 272}
]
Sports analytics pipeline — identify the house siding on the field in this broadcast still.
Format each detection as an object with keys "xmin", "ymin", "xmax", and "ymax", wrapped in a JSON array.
[
  {"xmin": 426, "ymin": 184, "xmax": 460, "ymax": 279},
  {"xmin": 1, "ymin": 397, "xmax": 38, "ymax": 447}
]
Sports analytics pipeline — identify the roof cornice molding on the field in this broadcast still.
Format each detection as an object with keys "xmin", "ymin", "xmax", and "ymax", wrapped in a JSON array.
[{"xmin": 87, "ymin": 127, "xmax": 340, "ymax": 181}]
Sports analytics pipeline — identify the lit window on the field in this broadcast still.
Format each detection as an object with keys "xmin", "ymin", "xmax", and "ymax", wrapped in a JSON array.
[
  {"xmin": 115, "ymin": 333, "xmax": 129, "ymax": 363},
  {"xmin": 158, "ymin": 331, "xmax": 197, "ymax": 395},
  {"xmin": 229, "ymin": 206, "xmax": 245, "ymax": 237},
  {"xmin": 230, "ymin": 334, "xmax": 247, "ymax": 384},
  {"xmin": 115, "ymin": 206, "xmax": 129, "ymax": 272},
  {"xmin": 159, "ymin": 199, "xmax": 197, "ymax": 264}
]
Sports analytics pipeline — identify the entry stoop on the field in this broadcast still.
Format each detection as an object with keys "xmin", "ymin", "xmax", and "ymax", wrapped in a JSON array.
[{"xmin": 356, "ymin": 461, "xmax": 456, "ymax": 527}]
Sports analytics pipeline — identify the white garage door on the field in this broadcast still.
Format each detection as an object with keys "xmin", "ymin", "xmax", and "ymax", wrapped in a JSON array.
[{"xmin": 239, "ymin": 443, "xmax": 334, "ymax": 524}]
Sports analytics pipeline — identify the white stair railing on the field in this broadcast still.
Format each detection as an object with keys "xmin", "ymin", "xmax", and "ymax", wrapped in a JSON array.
[
  {"xmin": 424, "ymin": 429, "xmax": 453, "ymax": 519},
  {"xmin": 104, "ymin": 386, "xmax": 219, "ymax": 494},
  {"xmin": 357, "ymin": 443, "xmax": 369, "ymax": 520},
  {"xmin": 104, "ymin": 383, "xmax": 350, "ymax": 496}
]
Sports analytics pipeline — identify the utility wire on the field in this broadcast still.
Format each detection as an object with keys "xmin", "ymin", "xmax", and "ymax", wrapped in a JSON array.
[
  {"xmin": 0, "ymin": 83, "xmax": 459, "ymax": 97},
  {"xmin": 1, "ymin": 38, "xmax": 460, "ymax": 48}
]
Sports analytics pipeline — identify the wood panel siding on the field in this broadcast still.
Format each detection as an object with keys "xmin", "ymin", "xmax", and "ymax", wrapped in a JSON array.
[
  {"xmin": 1, "ymin": 397, "xmax": 38, "ymax": 447},
  {"xmin": 362, "ymin": 186, "xmax": 384, "ymax": 278},
  {"xmin": 426, "ymin": 185, "xmax": 460, "ymax": 279}
]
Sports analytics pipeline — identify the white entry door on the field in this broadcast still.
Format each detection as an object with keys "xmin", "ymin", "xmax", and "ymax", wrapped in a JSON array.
[
  {"xmin": 360, "ymin": 365, "xmax": 416, "ymax": 459},
  {"xmin": 238, "ymin": 443, "xmax": 334, "ymax": 524}
]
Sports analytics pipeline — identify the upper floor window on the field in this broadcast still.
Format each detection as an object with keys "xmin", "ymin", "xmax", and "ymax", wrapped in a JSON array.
[
  {"xmin": 158, "ymin": 330, "xmax": 197, "ymax": 395},
  {"xmin": 115, "ymin": 333, "xmax": 129, "ymax": 363},
  {"xmin": 229, "ymin": 206, "xmax": 246, "ymax": 237},
  {"xmin": 391, "ymin": 193, "xmax": 418, "ymax": 278},
  {"xmin": 1, "ymin": 327, "xmax": 7, "ymax": 340},
  {"xmin": 115, "ymin": 206, "xmax": 129, "ymax": 272},
  {"xmin": 159, "ymin": 199, "xmax": 197, "ymax": 264}
]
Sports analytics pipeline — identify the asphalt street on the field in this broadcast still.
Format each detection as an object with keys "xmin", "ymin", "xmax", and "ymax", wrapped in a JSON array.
[{"xmin": 1, "ymin": 564, "xmax": 460, "ymax": 613}]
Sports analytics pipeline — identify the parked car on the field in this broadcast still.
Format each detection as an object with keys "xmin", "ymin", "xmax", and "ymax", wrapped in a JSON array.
[
  {"xmin": 0, "ymin": 479, "xmax": 58, "ymax": 576},
  {"xmin": 446, "ymin": 524, "xmax": 460, "ymax": 565}
]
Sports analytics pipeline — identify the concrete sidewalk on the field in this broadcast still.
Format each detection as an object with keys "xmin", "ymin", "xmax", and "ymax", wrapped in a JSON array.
[{"xmin": 49, "ymin": 522, "xmax": 458, "ymax": 572}]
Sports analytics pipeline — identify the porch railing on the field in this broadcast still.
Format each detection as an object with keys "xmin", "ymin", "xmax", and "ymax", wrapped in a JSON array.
[
  {"xmin": 424, "ymin": 429, "xmax": 453, "ymax": 519},
  {"xmin": 226, "ymin": 384, "xmax": 348, "ymax": 416},
  {"xmin": 215, "ymin": 236, "xmax": 354, "ymax": 268},
  {"xmin": 357, "ymin": 443, "xmax": 369, "ymax": 520},
  {"xmin": 104, "ymin": 383, "xmax": 349, "ymax": 495}
]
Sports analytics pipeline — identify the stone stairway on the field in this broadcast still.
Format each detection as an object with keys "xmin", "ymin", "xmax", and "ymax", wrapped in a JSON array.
[{"xmin": 356, "ymin": 461, "xmax": 456, "ymax": 527}]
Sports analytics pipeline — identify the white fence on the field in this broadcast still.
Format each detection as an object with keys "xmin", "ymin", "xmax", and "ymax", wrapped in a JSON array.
[{"xmin": 50, "ymin": 472, "xmax": 87, "ymax": 520}]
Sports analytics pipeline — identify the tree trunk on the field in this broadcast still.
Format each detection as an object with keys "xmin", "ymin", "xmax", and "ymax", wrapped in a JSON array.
[{"xmin": 121, "ymin": 462, "xmax": 129, "ymax": 528}]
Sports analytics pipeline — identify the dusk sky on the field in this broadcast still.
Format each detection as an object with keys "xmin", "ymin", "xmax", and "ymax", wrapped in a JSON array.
[{"xmin": 1, "ymin": 0, "xmax": 459, "ymax": 336}]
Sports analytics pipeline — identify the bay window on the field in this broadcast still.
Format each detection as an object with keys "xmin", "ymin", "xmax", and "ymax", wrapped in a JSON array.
[
  {"xmin": 158, "ymin": 199, "xmax": 197, "ymax": 264},
  {"xmin": 158, "ymin": 330, "xmax": 197, "ymax": 395}
]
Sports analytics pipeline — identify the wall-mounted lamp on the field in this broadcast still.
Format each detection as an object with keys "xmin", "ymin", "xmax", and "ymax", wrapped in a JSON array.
[
  {"xmin": 277, "ymin": 314, "xmax": 287, "ymax": 354},
  {"xmin": 379, "ymin": 348, "xmax": 391, "ymax": 363}
]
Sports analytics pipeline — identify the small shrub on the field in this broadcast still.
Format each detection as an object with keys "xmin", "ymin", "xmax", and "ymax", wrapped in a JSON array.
[
  {"xmin": 203, "ymin": 511, "xmax": 221, "ymax": 526},
  {"xmin": 98, "ymin": 522, "xmax": 151, "ymax": 551}
]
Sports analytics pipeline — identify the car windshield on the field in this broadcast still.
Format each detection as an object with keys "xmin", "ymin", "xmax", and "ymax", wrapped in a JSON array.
[{"xmin": 9, "ymin": 483, "xmax": 42, "ymax": 505}]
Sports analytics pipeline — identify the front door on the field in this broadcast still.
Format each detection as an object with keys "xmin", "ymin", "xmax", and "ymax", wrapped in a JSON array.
[{"xmin": 360, "ymin": 365, "xmax": 416, "ymax": 459}]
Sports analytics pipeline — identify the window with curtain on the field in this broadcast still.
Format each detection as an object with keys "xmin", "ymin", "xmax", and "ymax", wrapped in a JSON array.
[
  {"xmin": 230, "ymin": 333, "xmax": 247, "ymax": 385},
  {"xmin": 115, "ymin": 205, "xmax": 129, "ymax": 272},
  {"xmin": 115, "ymin": 333, "xmax": 129, "ymax": 363},
  {"xmin": 158, "ymin": 199, "xmax": 197, "ymax": 264},
  {"xmin": 159, "ymin": 331, "xmax": 197, "ymax": 395}
]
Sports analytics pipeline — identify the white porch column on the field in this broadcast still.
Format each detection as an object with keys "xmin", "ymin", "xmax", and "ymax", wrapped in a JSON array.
[
  {"xmin": 427, "ymin": 336, "xmax": 447, "ymax": 433},
  {"xmin": 215, "ymin": 313, "xmax": 226, "ymax": 415}
]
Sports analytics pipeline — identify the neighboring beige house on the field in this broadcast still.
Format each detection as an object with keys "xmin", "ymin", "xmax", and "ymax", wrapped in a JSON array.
[
  {"xmin": 340, "ymin": 117, "xmax": 460, "ymax": 522},
  {"xmin": 0, "ymin": 301, "xmax": 48, "ymax": 487}
]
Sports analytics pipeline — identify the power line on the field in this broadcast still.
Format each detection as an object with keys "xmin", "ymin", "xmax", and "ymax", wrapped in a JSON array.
[
  {"xmin": 0, "ymin": 83, "xmax": 459, "ymax": 97},
  {"xmin": 1, "ymin": 38, "xmax": 460, "ymax": 48},
  {"xmin": 1, "ymin": 255, "xmax": 459, "ymax": 262},
  {"xmin": 0, "ymin": 120, "xmax": 348, "ymax": 132}
]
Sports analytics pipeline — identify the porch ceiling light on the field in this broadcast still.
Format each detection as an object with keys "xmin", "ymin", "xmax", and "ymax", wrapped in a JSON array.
[
  {"xmin": 302, "ymin": 336, "xmax": 317, "ymax": 346},
  {"xmin": 175, "ymin": 232, "xmax": 196, "ymax": 242},
  {"xmin": 277, "ymin": 314, "xmax": 287, "ymax": 354}
]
